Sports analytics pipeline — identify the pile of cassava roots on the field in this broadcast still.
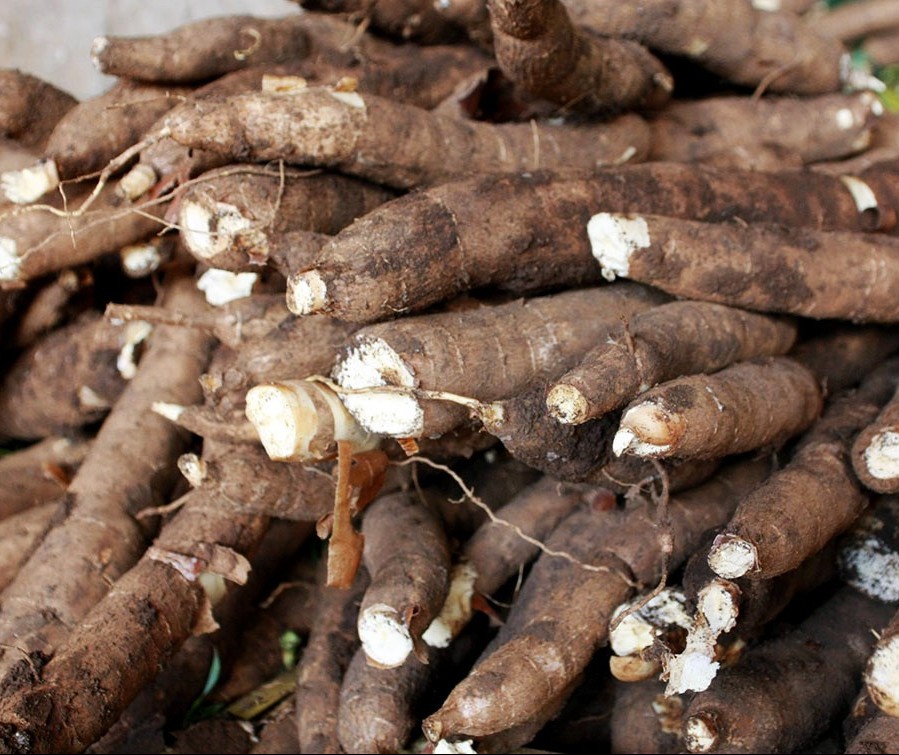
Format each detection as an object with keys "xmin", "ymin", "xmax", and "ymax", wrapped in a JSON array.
[{"xmin": 5, "ymin": 0, "xmax": 899, "ymax": 752}]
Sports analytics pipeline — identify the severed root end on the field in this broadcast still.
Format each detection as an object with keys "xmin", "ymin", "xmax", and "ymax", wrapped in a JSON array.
[
  {"xmin": 586, "ymin": 212, "xmax": 650, "ymax": 282},
  {"xmin": 196, "ymin": 268, "xmax": 257, "ymax": 306},
  {"xmin": 116, "ymin": 320, "xmax": 154, "ymax": 379},
  {"xmin": 683, "ymin": 712, "xmax": 719, "ymax": 753},
  {"xmin": 90, "ymin": 35, "xmax": 109, "ymax": 69},
  {"xmin": 433, "ymin": 739, "xmax": 477, "ymax": 754},
  {"xmin": 245, "ymin": 379, "xmax": 378, "ymax": 462},
  {"xmin": 609, "ymin": 587, "xmax": 691, "ymax": 657},
  {"xmin": 422, "ymin": 561, "xmax": 478, "ymax": 649},
  {"xmin": 1, "ymin": 158, "xmax": 60, "ymax": 204},
  {"xmin": 117, "ymin": 163, "xmax": 158, "ymax": 201},
  {"xmin": 357, "ymin": 603, "xmax": 414, "ymax": 668},
  {"xmin": 120, "ymin": 239, "xmax": 169, "ymax": 278},
  {"xmin": 665, "ymin": 647, "xmax": 720, "ymax": 696},
  {"xmin": 287, "ymin": 270, "xmax": 328, "ymax": 315},
  {"xmin": 180, "ymin": 196, "xmax": 267, "ymax": 262},
  {"xmin": 613, "ymin": 400, "xmax": 683, "ymax": 457},
  {"xmin": 866, "ymin": 635, "xmax": 899, "ymax": 718},
  {"xmin": 696, "ymin": 579, "xmax": 739, "ymax": 636},
  {"xmin": 864, "ymin": 430, "xmax": 899, "ymax": 481},
  {"xmin": 707, "ymin": 533, "xmax": 758, "ymax": 580},
  {"xmin": 546, "ymin": 382, "xmax": 590, "ymax": 425},
  {"xmin": 609, "ymin": 653, "xmax": 661, "ymax": 682},
  {"xmin": 0, "ymin": 235, "xmax": 20, "ymax": 282}
]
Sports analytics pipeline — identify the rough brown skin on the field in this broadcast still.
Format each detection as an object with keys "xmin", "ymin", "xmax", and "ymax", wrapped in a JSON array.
[
  {"xmin": 357, "ymin": 490, "xmax": 451, "ymax": 668},
  {"xmin": 598, "ymin": 455, "xmax": 722, "ymax": 498},
  {"xmin": 610, "ymin": 678, "xmax": 685, "ymax": 754},
  {"xmin": 0, "ymin": 435, "xmax": 91, "ymax": 520},
  {"xmin": 0, "ymin": 276, "xmax": 214, "ymax": 721},
  {"xmin": 613, "ymin": 355, "xmax": 824, "ymax": 460},
  {"xmin": 864, "ymin": 606, "xmax": 899, "ymax": 718},
  {"xmin": 287, "ymin": 160, "xmax": 892, "ymax": 323},
  {"xmin": 296, "ymin": 565, "xmax": 369, "ymax": 754},
  {"xmin": 90, "ymin": 14, "xmax": 312, "ymax": 83},
  {"xmin": 422, "ymin": 457, "xmax": 772, "ymax": 742},
  {"xmin": 0, "ymin": 70, "xmax": 78, "ymax": 150},
  {"xmin": 548, "ymin": 301, "xmax": 799, "ymax": 425},
  {"xmin": 0, "ymin": 502, "xmax": 61, "ymax": 593},
  {"xmin": 331, "ymin": 284, "xmax": 668, "ymax": 439},
  {"xmin": 708, "ymin": 356, "xmax": 899, "ymax": 581},
  {"xmin": 0, "ymin": 180, "xmax": 167, "ymax": 288},
  {"xmin": 593, "ymin": 211, "xmax": 899, "ymax": 324},
  {"xmin": 845, "ymin": 691, "xmax": 899, "ymax": 754},
  {"xmin": 806, "ymin": 0, "xmax": 899, "ymax": 43},
  {"xmin": 177, "ymin": 164, "xmax": 394, "ymax": 273},
  {"xmin": 0, "ymin": 312, "xmax": 131, "ymax": 441},
  {"xmin": 648, "ymin": 92, "xmax": 881, "ymax": 165},
  {"xmin": 681, "ymin": 587, "xmax": 894, "ymax": 754},
  {"xmin": 851, "ymin": 385, "xmax": 899, "ymax": 493},
  {"xmin": 163, "ymin": 86, "xmax": 651, "ymax": 192},
  {"xmin": 562, "ymin": 0, "xmax": 851, "ymax": 94},
  {"xmin": 488, "ymin": 0, "xmax": 672, "ymax": 115}
]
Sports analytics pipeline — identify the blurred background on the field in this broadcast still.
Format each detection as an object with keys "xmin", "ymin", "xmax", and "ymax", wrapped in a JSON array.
[{"xmin": 0, "ymin": 0, "xmax": 298, "ymax": 99}]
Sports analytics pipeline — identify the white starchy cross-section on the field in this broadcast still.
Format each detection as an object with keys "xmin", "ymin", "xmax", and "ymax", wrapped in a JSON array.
[
  {"xmin": 1, "ymin": 159, "xmax": 59, "ymax": 204},
  {"xmin": 196, "ymin": 268, "xmax": 257, "ymax": 306},
  {"xmin": 286, "ymin": 270, "xmax": 328, "ymax": 314},
  {"xmin": 697, "ymin": 580, "xmax": 738, "ymax": 635},
  {"xmin": 708, "ymin": 534, "xmax": 757, "ymax": 579},
  {"xmin": 116, "ymin": 320, "xmax": 154, "ymax": 379},
  {"xmin": 839, "ymin": 534, "xmax": 899, "ymax": 602},
  {"xmin": 545, "ymin": 383, "xmax": 588, "ymax": 424},
  {"xmin": 117, "ymin": 163, "xmax": 157, "ymax": 201},
  {"xmin": 867, "ymin": 637, "xmax": 899, "ymax": 717},
  {"xmin": 587, "ymin": 212, "xmax": 651, "ymax": 281},
  {"xmin": 683, "ymin": 713, "xmax": 718, "ymax": 753},
  {"xmin": 667, "ymin": 646, "xmax": 720, "ymax": 696},
  {"xmin": 120, "ymin": 241, "xmax": 163, "ymax": 277},
  {"xmin": 358, "ymin": 603, "xmax": 414, "ymax": 668},
  {"xmin": 433, "ymin": 739, "xmax": 476, "ymax": 754},
  {"xmin": 864, "ymin": 430, "xmax": 899, "ymax": 479},
  {"xmin": 333, "ymin": 337, "xmax": 424, "ymax": 436},
  {"xmin": 422, "ymin": 562, "xmax": 477, "ymax": 648},
  {"xmin": 0, "ymin": 236, "xmax": 20, "ymax": 281},
  {"xmin": 609, "ymin": 587, "xmax": 691, "ymax": 656},
  {"xmin": 180, "ymin": 198, "xmax": 254, "ymax": 260}
]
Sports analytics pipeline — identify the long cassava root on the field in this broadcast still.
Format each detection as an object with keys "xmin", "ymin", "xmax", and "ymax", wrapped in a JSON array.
[{"xmin": 3, "ymin": 3, "xmax": 899, "ymax": 754}]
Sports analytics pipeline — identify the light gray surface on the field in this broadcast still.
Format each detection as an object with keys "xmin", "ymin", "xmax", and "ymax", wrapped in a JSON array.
[{"xmin": 0, "ymin": 0, "xmax": 299, "ymax": 100}]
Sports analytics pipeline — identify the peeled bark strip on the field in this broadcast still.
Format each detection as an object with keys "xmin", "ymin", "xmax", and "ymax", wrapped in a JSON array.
[
  {"xmin": 0, "ymin": 275, "xmax": 214, "ymax": 707},
  {"xmin": 1, "ymin": 79, "xmax": 191, "ymax": 204},
  {"xmin": 852, "ymin": 384, "xmax": 899, "ymax": 493},
  {"xmin": 295, "ymin": 566, "xmax": 369, "ymax": 754},
  {"xmin": 548, "ymin": 301, "xmax": 799, "ymax": 425},
  {"xmin": 177, "ymin": 165, "xmax": 394, "ymax": 273},
  {"xmin": 357, "ymin": 490, "xmax": 451, "ymax": 668},
  {"xmin": 0, "ymin": 312, "xmax": 134, "ymax": 441},
  {"xmin": 707, "ymin": 356, "xmax": 899, "ymax": 581},
  {"xmin": 0, "ymin": 70, "xmax": 78, "ymax": 150},
  {"xmin": 164, "ymin": 85, "xmax": 650, "ymax": 194},
  {"xmin": 423, "ymin": 457, "xmax": 771, "ymax": 743},
  {"xmin": 285, "ymin": 161, "xmax": 890, "ymax": 323},
  {"xmin": 612, "ymin": 356, "xmax": 823, "ymax": 460},
  {"xmin": 331, "ymin": 284, "xmax": 667, "ymax": 437},
  {"xmin": 649, "ymin": 91, "xmax": 882, "ymax": 165},
  {"xmin": 563, "ymin": 0, "xmax": 857, "ymax": 94},
  {"xmin": 681, "ymin": 587, "xmax": 894, "ymax": 754},
  {"xmin": 590, "ymin": 211, "xmax": 899, "ymax": 323},
  {"xmin": 91, "ymin": 14, "xmax": 311, "ymax": 82},
  {"xmin": 488, "ymin": 0, "xmax": 672, "ymax": 114}
]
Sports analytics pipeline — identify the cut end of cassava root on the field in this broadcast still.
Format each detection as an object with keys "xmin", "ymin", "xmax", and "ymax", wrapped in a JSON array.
[
  {"xmin": 332, "ymin": 338, "xmax": 424, "ymax": 437},
  {"xmin": 245, "ymin": 380, "xmax": 378, "ymax": 462},
  {"xmin": 196, "ymin": 268, "xmax": 257, "ymax": 306},
  {"xmin": 180, "ymin": 196, "xmax": 264, "ymax": 261},
  {"xmin": 117, "ymin": 163, "xmax": 157, "ymax": 201},
  {"xmin": 1, "ymin": 158, "xmax": 60, "ymax": 204},
  {"xmin": 707, "ymin": 533, "xmax": 758, "ymax": 579},
  {"xmin": 422, "ymin": 561, "xmax": 478, "ymax": 649},
  {"xmin": 587, "ymin": 212, "xmax": 651, "ymax": 282},
  {"xmin": 287, "ymin": 270, "xmax": 328, "ymax": 315},
  {"xmin": 546, "ymin": 383, "xmax": 590, "ymax": 425},
  {"xmin": 357, "ymin": 603, "xmax": 415, "ymax": 669},
  {"xmin": 863, "ymin": 430, "xmax": 899, "ymax": 479},
  {"xmin": 613, "ymin": 400, "xmax": 683, "ymax": 457},
  {"xmin": 867, "ymin": 636, "xmax": 899, "ymax": 717},
  {"xmin": 609, "ymin": 587, "xmax": 691, "ymax": 657},
  {"xmin": 0, "ymin": 235, "xmax": 20, "ymax": 282},
  {"xmin": 683, "ymin": 712, "xmax": 720, "ymax": 753}
]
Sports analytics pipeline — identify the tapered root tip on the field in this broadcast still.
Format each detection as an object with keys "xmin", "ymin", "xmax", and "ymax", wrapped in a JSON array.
[
  {"xmin": 863, "ymin": 430, "xmax": 899, "ymax": 481},
  {"xmin": 867, "ymin": 635, "xmax": 899, "ymax": 717},
  {"xmin": 586, "ymin": 212, "xmax": 650, "ymax": 281},
  {"xmin": 357, "ymin": 603, "xmax": 414, "ymax": 668},
  {"xmin": 1, "ymin": 159, "xmax": 60, "ymax": 204},
  {"xmin": 707, "ymin": 533, "xmax": 758, "ymax": 579},
  {"xmin": 684, "ymin": 712, "xmax": 719, "ymax": 753},
  {"xmin": 287, "ymin": 270, "xmax": 328, "ymax": 315},
  {"xmin": 546, "ymin": 383, "xmax": 589, "ymax": 424}
]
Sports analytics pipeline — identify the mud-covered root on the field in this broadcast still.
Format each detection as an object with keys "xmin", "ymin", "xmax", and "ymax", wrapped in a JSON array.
[
  {"xmin": 648, "ymin": 91, "xmax": 883, "ymax": 165},
  {"xmin": 0, "ymin": 69, "xmax": 78, "ymax": 149},
  {"xmin": 488, "ymin": 0, "xmax": 672, "ymax": 114},
  {"xmin": 611, "ymin": 355, "xmax": 823, "ymax": 460},
  {"xmin": 852, "ymin": 384, "xmax": 899, "ymax": 493},
  {"xmin": 0, "ymin": 311, "xmax": 149, "ymax": 441},
  {"xmin": 90, "ymin": 14, "xmax": 311, "ymax": 83},
  {"xmin": 330, "ymin": 283, "xmax": 667, "ymax": 438},
  {"xmin": 589, "ymin": 210, "xmax": 899, "ymax": 323},
  {"xmin": 357, "ymin": 490, "xmax": 451, "ymax": 669},
  {"xmin": 177, "ymin": 164, "xmax": 394, "ymax": 273},
  {"xmin": 547, "ymin": 301, "xmax": 799, "ymax": 425},
  {"xmin": 681, "ymin": 587, "xmax": 895, "ymax": 754},
  {"xmin": 163, "ymin": 85, "xmax": 651, "ymax": 194}
]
